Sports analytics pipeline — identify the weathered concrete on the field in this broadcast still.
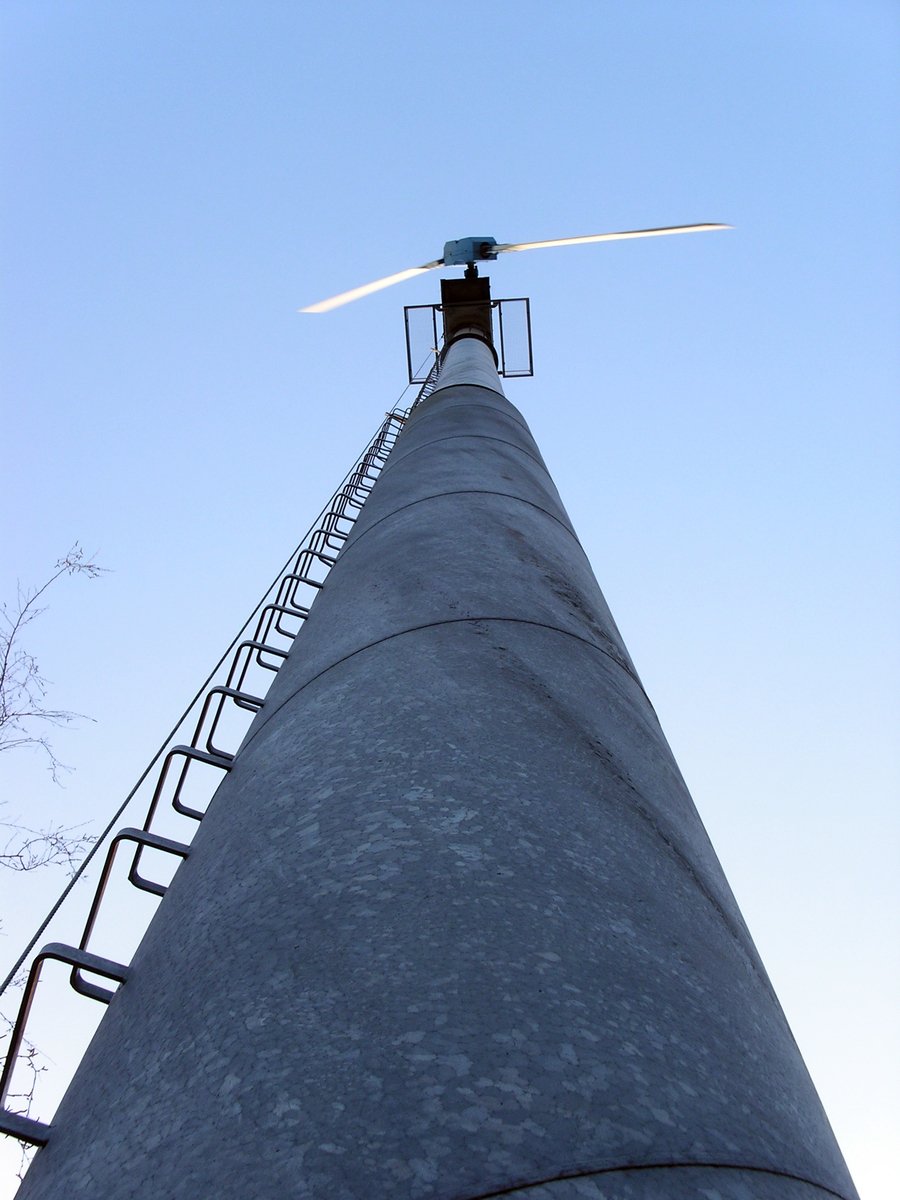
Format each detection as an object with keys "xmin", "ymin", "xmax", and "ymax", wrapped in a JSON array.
[{"xmin": 19, "ymin": 339, "xmax": 857, "ymax": 1199}]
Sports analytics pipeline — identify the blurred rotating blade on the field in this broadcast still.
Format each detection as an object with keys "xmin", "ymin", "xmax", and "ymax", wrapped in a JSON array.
[
  {"xmin": 493, "ymin": 223, "xmax": 731, "ymax": 255},
  {"xmin": 299, "ymin": 261, "xmax": 444, "ymax": 313}
]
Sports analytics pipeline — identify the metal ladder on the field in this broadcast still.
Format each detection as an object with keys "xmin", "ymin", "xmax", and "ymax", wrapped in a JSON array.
[{"xmin": 0, "ymin": 372, "xmax": 437, "ymax": 1146}]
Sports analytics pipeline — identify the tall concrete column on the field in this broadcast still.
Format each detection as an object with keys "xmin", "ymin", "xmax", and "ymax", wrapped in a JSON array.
[{"xmin": 20, "ymin": 338, "xmax": 857, "ymax": 1199}]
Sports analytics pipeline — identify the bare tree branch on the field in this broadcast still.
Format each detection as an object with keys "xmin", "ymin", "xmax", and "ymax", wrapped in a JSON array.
[
  {"xmin": 0, "ymin": 548, "xmax": 105, "ymax": 1167},
  {"xmin": 1, "ymin": 545, "xmax": 103, "ymax": 877},
  {"xmin": 0, "ymin": 544, "xmax": 106, "ymax": 780},
  {"xmin": 0, "ymin": 820, "xmax": 94, "ymax": 876},
  {"xmin": 0, "ymin": 1014, "xmax": 43, "ymax": 1178}
]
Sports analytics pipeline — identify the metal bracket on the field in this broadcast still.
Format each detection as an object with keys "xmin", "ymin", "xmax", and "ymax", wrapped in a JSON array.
[
  {"xmin": 141, "ymin": 744, "xmax": 233, "ymax": 832},
  {"xmin": 0, "ymin": 1108, "xmax": 51, "ymax": 1146},
  {"xmin": 0, "ymin": 943, "xmax": 129, "ymax": 1128},
  {"xmin": 404, "ymin": 296, "xmax": 533, "ymax": 384},
  {"xmin": 74, "ymin": 828, "xmax": 192, "ymax": 990}
]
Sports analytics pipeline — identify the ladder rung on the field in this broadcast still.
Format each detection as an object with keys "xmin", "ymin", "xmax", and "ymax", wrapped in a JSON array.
[
  {"xmin": 0, "ymin": 1109, "xmax": 50, "ymax": 1146},
  {"xmin": 0, "ymin": 943, "xmax": 129, "ymax": 1113}
]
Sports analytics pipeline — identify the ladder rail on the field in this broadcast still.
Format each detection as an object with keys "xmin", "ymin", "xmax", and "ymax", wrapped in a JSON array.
[{"xmin": 0, "ymin": 376, "xmax": 441, "ymax": 1140}]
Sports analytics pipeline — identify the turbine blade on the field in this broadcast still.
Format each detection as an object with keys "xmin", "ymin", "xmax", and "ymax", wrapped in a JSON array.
[
  {"xmin": 494, "ymin": 223, "xmax": 731, "ymax": 254},
  {"xmin": 299, "ymin": 261, "xmax": 444, "ymax": 313}
]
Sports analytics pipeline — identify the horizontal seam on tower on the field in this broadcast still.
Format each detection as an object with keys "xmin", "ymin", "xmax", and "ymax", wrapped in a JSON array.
[
  {"xmin": 379, "ymin": 432, "xmax": 546, "ymax": 477},
  {"xmin": 426, "ymin": 381, "xmax": 509, "ymax": 405},
  {"xmin": 462, "ymin": 1161, "xmax": 854, "ymax": 1200},
  {"xmin": 339, "ymin": 489, "xmax": 582, "ymax": 560},
  {"xmin": 239, "ymin": 616, "xmax": 649, "ymax": 755},
  {"xmin": 409, "ymin": 394, "xmax": 531, "ymax": 435}
]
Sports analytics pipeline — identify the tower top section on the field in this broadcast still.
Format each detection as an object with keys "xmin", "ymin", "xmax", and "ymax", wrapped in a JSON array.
[
  {"xmin": 439, "ymin": 271, "xmax": 494, "ymax": 354},
  {"xmin": 403, "ymin": 273, "xmax": 534, "ymax": 385}
]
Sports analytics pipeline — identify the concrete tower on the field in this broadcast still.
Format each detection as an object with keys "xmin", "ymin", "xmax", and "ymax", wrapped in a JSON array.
[{"xmin": 14, "ymin": 290, "xmax": 857, "ymax": 1198}]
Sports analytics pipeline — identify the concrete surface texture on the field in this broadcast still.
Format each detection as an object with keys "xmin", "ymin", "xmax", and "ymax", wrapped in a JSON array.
[{"xmin": 18, "ymin": 339, "xmax": 858, "ymax": 1199}]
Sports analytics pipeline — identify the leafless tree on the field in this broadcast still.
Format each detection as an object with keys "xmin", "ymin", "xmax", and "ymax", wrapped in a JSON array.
[
  {"xmin": 0, "ymin": 1014, "xmax": 45, "ymax": 1180},
  {"xmin": 1, "ymin": 547, "xmax": 105, "ymax": 1175},
  {"xmin": 0, "ymin": 544, "xmax": 105, "ymax": 779},
  {"xmin": 0, "ymin": 820, "xmax": 94, "ymax": 877},
  {"xmin": 0, "ymin": 545, "xmax": 104, "ymax": 875}
]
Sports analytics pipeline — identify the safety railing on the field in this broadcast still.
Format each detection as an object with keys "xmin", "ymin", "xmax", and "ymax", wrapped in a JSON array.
[{"xmin": 0, "ymin": 366, "xmax": 440, "ymax": 1146}]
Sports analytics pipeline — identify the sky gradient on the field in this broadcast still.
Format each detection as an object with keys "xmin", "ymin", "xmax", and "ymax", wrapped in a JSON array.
[{"xmin": 1, "ymin": 3, "xmax": 898, "ymax": 1196}]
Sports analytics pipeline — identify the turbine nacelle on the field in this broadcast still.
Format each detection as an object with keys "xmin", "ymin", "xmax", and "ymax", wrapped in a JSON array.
[{"xmin": 442, "ymin": 237, "xmax": 498, "ymax": 266}]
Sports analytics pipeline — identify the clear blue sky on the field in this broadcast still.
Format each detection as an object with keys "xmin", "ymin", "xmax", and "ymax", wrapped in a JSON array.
[{"xmin": 1, "ymin": 3, "xmax": 897, "ymax": 1196}]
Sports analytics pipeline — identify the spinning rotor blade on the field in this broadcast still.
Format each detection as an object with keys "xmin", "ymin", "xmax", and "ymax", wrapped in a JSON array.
[
  {"xmin": 493, "ymin": 223, "xmax": 730, "ymax": 255},
  {"xmin": 299, "ymin": 223, "xmax": 730, "ymax": 313},
  {"xmin": 300, "ymin": 260, "xmax": 444, "ymax": 313}
]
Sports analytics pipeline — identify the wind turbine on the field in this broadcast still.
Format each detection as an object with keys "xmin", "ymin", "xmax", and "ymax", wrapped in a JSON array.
[
  {"xmin": 299, "ymin": 222, "xmax": 731, "ymax": 313},
  {"xmin": 0, "ymin": 212, "xmax": 857, "ymax": 1200}
]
